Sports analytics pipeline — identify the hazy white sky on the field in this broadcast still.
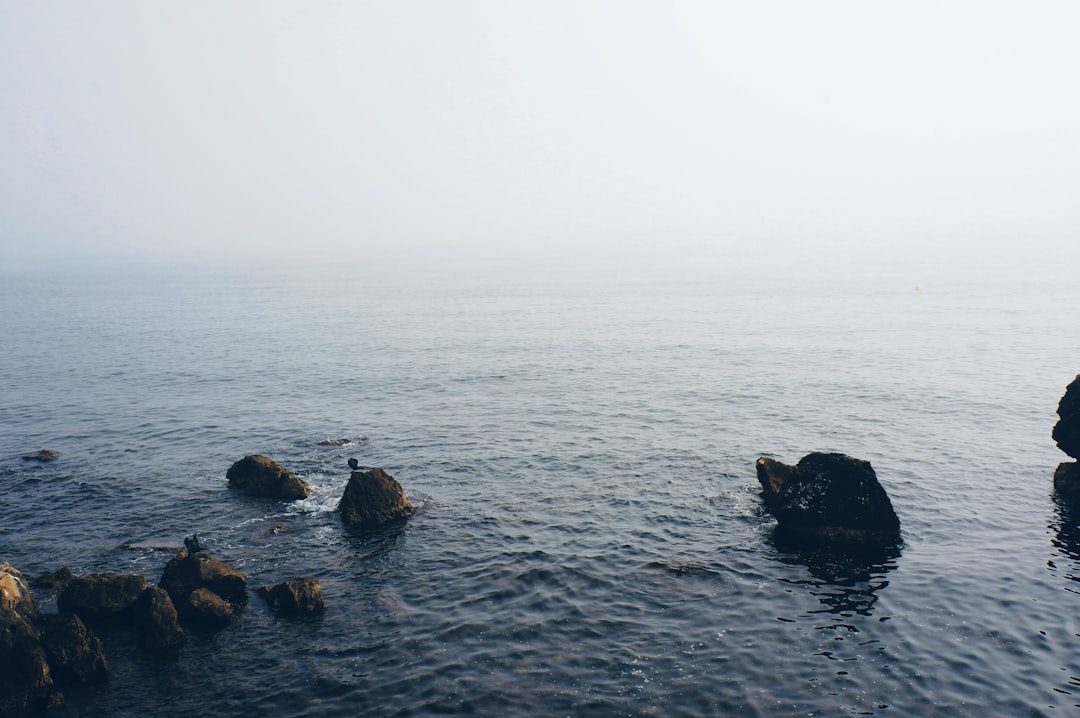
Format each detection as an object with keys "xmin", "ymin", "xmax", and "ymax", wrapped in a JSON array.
[{"xmin": 2, "ymin": 1, "xmax": 1078, "ymax": 272}]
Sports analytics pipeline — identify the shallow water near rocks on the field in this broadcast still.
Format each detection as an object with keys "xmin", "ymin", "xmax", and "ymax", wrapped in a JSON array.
[{"xmin": 2, "ymin": 255, "xmax": 1079, "ymax": 716}]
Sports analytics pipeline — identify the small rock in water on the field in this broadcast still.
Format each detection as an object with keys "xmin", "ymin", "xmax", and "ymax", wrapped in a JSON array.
[
  {"xmin": 21, "ymin": 448, "xmax": 57, "ymax": 462},
  {"xmin": 258, "ymin": 578, "xmax": 325, "ymax": 617},
  {"xmin": 339, "ymin": 467, "xmax": 414, "ymax": 530},
  {"xmin": 226, "ymin": 454, "xmax": 311, "ymax": 501},
  {"xmin": 755, "ymin": 452, "xmax": 900, "ymax": 543}
]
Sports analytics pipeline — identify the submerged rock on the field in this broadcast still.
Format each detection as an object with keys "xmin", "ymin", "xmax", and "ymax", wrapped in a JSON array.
[
  {"xmin": 227, "ymin": 454, "xmax": 311, "ymax": 500},
  {"xmin": 21, "ymin": 448, "xmax": 57, "ymax": 462},
  {"xmin": 755, "ymin": 452, "xmax": 900, "ymax": 543},
  {"xmin": 37, "ymin": 612, "xmax": 110, "ymax": 684},
  {"xmin": 258, "ymin": 578, "xmax": 325, "ymax": 617},
  {"xmin": 138, "ymin": 587, "xmax": 187, "ymax": 652},
  {"xmin": 1054, "ymin": 375, "xmax": 1080, "ymax": 460},
  {"xmin": 57, "ymin": 574, "xmax": 148, "ymax": 622},
  {"xmin": 339, "ymin": 467, "xmax": 414, "ymax": 530}
]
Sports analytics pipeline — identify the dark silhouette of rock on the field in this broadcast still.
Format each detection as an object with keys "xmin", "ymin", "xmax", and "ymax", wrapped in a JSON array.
[
  {"xmin": 32, "ymin": 566, "xmax": 75, "ymax": 591},
  {"xmin": 0, "ymin": 609, "xmax": 58, "ymax": 715},
  {"xmin": 755, "ymin": 452, "xmax": 900, "ymax": 543},
  {"xmin": 138, "ymin": 587, "xmax": 187, "ymax": 652},
  {"xmin": 37, "ymin": 612, "xmax": 110, "ymax": 684},
  {"xmin": 339, "ymin": 467, "xmax": 414, "ymax": 530},
  {"xmin": 258, "ymin": 578, "xmax": 325, "ymax": 617},
  {"xmin": 226, "ymin": 454, "xmax": 311, "ymax": 500},
  {"xmin": 1054, "ymin": 462, "xmax": 1080, "ymax": 500},
  {"xmin": 183, "ymin": 588, "xmax": 240, "ymax": 630},
  {"xmin": 1054, "ymin": 375, "xmax": 1080, "ymax": 460},
  {"xmin": 1, "ymin": 562, "xmax": 37, "ymax": 617},
  {"xmin": 21, "ymin": 448, "xmax": 57, "ymax": 462},
  {"xmin": 159, "ymin": 550, "xmax": 247, "ymax": 606},
  {"xmin": 57, "ymin": 574, "xmax": 148, "ymax": 622}
]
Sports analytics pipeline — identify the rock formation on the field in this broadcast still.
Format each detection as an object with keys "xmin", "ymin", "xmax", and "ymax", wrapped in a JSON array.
[
  {"xmin": 57, "ymin": 573, "xmax": 148, "ymax": 621},
  {"xmin": 339, "ymin": 467, "xmax": 414, "ymax": 530},
  {"xmin": 1053, "ymin": 375, "xmax": 1080, "ymax": 498},
  {"xmin": 37, "ymin": 612, "xmax": 110, "ymax": 683},
  {"xmin": 258, "ymin": 578, "xmax": 325, "ymax": 617},
  {"xmin": 159, "ymin": 550, "xmax": 247, "ymax": 630},
  {"xmin": 32, "ymin": 567, "xmax": 75, "ymax": 591},
  {"xmin": 1, "ymin": 562, "xmax": 37, "ymax": 616},
  {"xmin": 226, "ymin": 454, "xmax": 311, "ymax": 500},
  {"xmin": 755, "ymin": 452, "xmax": 901, "ymax": 543},
  {"xmin": 138, "ymin": 587, "xmax": 187, "ymax": 652}
]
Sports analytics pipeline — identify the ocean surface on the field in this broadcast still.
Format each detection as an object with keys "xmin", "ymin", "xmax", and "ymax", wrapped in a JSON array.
[{"xmin": 2, "ymin": 254, "xmax": 1079, "ymax": 716}]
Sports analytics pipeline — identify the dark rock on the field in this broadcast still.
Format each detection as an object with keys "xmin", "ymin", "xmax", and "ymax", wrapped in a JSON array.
[
  {"xmin": 21, "ymin": 448, "xmax": 57, "ymax": 462},
  {"xmin": 159, "ymin": 550, "xmax": 247, "ymax": 606},
  {"xmin": 226, "ymin": 454, "xmax": 311, "ymax": 500},
  {"xmin": 183, "ymin": 588, "xmax": 240, "ymax": 630},
  {"xmin": 755, "ymin": 452, "xmax": 900, "ymax": 543},
  {"xmin": 0, "ymin": 610, "xmax": 57, "ymax": 715},
  {"xmin": 138, "ymin": 587, "xmax": 186, "ymax": 652},
  {"xmin": 1053, "ymin": 375, "xmax": 1080, "ymax": 460},
  {"xmin": 339, "ymin": 467, "xmax": 414, "ymax": 530},
  {"xmin": 258, "ymin": 578, "xmax": 325, "ymax": 617},
  {"xmin": 318, "ymin": 438, "xmax": 350, "ymax": 446},
  {"xmin": 1054, "ymin": 462, "xmax": 1080, "ymax": 500},
  {"xmin": 32, "ymin": 567, "xmax": 75, "ymax": 591},
  {"xmin": 37, "ymin": 612, "xmax": 109, "ymax": 683},
  {"xmin": 57, "ymin": 574, "xmax": 148, "ymax": 621},
  {"xmin": 1, "ymin": 562, "xmax": 37, "ymax": 618}
]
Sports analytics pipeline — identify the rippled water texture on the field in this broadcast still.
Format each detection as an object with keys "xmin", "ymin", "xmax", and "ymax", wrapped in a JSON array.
[{"xmin": 2, "ymin": 257, "xmax": 1079, "ymax": 716}]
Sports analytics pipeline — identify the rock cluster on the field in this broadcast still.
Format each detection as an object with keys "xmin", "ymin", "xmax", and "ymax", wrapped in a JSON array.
[
  {"xmin": 1054, "ymin": 375, "xmax": 1080, "ymax": 498},
  {"xmin": 227, "ymin": 454, "xmax": 312, "ymax": 500},
  {"xmin": 755, "ymin": 452, "xmax": 901, "ymax": 543},
  {"xmin": 339, "ymin": 467, "xmax": 414, "ymax": 530},
  {"xmin": 159, "ymin": 549, "xmax": 248, "ymax": 629}
]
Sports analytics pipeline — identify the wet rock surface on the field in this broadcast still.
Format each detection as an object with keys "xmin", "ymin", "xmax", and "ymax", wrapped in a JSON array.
[
  {"xmin": 258, "ymin": 578, "xmax": 325, "ymax": 617},
  {"xmin": 37, "ymin": 612, "xmax": 110, "ymax": 684},
  {"xmin": 21, "ymin": 448, "xmax": 57, "ymax": 462},
  {"xmin": 755, "ymin": 452, "xmax": 901, "ymax": 543},
  {"xmin": 226, "ymin": 454, "xmax": 311, "ymax": 500},
  {"xmin": 339, "ymin": 467, "xmax": 414, "ymax": 530},
  {"xmin": 57, "ymin": 573, "xmax": 148, "ymax": 621},
  {"xmin": 159, "ymin": 550, "xmax": 248, "ymax": 606},
  {"xmin": 138, "ymin": 587, "xmax": 187, "ymax": 652}
]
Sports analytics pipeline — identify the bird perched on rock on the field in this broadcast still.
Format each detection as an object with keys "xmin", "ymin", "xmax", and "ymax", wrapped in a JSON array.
[
  {"xmin": 347, "ymin": 458, "xmax": 359, "ymax": 471},
  {"xmin": 184, "ymin": 534, "xmax": 204, "ymax": 554}
]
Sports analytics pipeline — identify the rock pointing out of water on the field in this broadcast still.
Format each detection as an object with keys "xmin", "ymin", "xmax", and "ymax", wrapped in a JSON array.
[
  {"xmin": 258, "ymin": 578, "xmax": 325, "ymax": 617},
  {"xmin": 1053, "ymin": 375, "xmax": 1080, "ymax": 498},
  {"xmin": 755, "ymin": 452, "xmax": 901, "ymax": 543},
  {"xmin": 339, "ymin": 467, "xmax": 413, "ymax": 530},
  {"xmin": 226, "ymin": 454, "xmax": 311, "ymax": 501}
]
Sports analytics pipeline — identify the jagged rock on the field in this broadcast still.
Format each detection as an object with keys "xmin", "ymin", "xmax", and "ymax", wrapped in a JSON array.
[
  {"xmin": 1, "ymin": 562, "xmax": 36, "ymax": 617},
  {"xmin": 37, "ymin": 612, "xmax": 109, "ymax": 684},
  {"xmin": 0, "ymin": 610, "xmax": 58, "ymax": 715},
  {"xmin": 183, "ymin": 588, "xmax": 240, "ymax": 630},
  {"xmin": 258, "ymin": 578, "xmax": 325, "ymax": 617},
  {"xmin": 1054, "ymin": 375, "xmax": 1080, "ymax": 460},
  {"xmin": 32, "ymin": 567, "xmax": 75, "ymax": 591},
  {"xmin": 226, "ymin": 454, "xmax": 311, "ymax": 500},
  {"xmin": 1055, "ymin": 462, "xmax": 1080, "ymax": 500},
  {"xmin": 339, "ymin": 467, "xmax": 414, "ymax": 530},
  {"xmin": 159, "ymin": 550, "xmax": 247, "ymax": 606},
  {"xmin": 138, "ymin": 587, "xmax": 186, "ymax": 652},
  {"xmin": 755, "ymin": 452, "xmax": 901, "ymax": 543},
  {"xmin": 57, "ymin": 574, "xmax": 148, "ymax": 621},
  {"xmin": 21, "ymin": 448, "xmax": 57, "ymax": 462}
]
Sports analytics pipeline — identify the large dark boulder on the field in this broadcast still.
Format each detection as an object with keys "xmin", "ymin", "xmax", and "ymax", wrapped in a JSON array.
[
  {"xmin": 755, "ymin": 452, "xmax": 901, "ymax": 543},
  {"xmin": 1054, "ymin": 375, "xmax": 1080, "ymax": 460},
  {"xmin": 37, "ymin": 612, "xmax": 110, "ymax": 684},
  {"xmin": 226, "ymin": 454, "xmax": 311, "ymax": 500},
  {"xmin": 138, "ymin": 587, "xmax": 187, "ymax": 652},
  {"xmin": 0, "ymin": 610, "xmax": 57, "ymax": 715},
  {"xmin": 258, "ymin": 578, "xmax": 325, "ymax": 617},
  {"xmin": 159, "ymin": 550, "xmax": 247, "ymax": 606},
  {"xmin": 57, "ymin": 574, "xmax": 148, "ymax": 622},
  {"xmin": 339, "ymin": 467, "xmax": 414, "ymax": 530}
]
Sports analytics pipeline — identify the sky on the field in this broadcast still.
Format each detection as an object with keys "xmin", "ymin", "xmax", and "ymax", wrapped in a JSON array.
[{"xmin": 2, "ymin": 1, "xmax": 1079, "ymax": 274}]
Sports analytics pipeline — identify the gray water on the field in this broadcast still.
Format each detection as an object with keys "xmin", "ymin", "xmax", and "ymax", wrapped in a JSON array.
[{"xmin": 2, "ymin": 254, "xmax": 1079, "ymax": 716}]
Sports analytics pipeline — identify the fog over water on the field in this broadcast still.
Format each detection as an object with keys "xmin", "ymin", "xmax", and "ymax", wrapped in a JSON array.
[{"xmin": 2, "ymin": 2, "xmax": 1079, "ymax": 274}]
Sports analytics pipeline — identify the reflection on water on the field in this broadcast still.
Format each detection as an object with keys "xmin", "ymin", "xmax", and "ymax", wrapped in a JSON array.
[
  {"xmin": 768, "ymin": 528, "xmax": 902, "ymax": 617},
  {"xmin": 1049, "ymin": 493, "xmax": 1080, "ymax": 590}
]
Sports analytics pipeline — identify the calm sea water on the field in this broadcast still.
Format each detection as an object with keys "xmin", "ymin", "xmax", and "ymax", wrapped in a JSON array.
[{"xmin": 2, "ymin": 254, "xmax": 1079, "ymax": 716}]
